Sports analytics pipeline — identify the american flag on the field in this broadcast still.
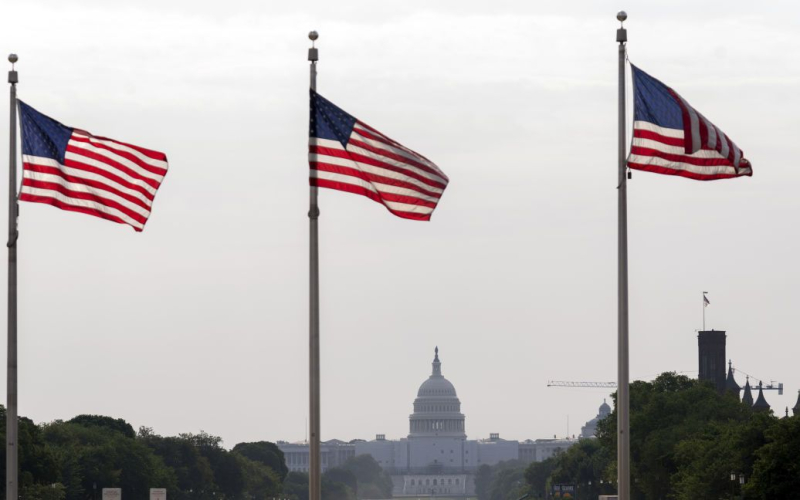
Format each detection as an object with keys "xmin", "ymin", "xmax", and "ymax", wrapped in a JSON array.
[
  {"xmin": 308, "ymin": 90, "xmax": 449, "ymax": 221},
  {"xmin": 18, "ymin": 101, "xmax": 168, "ymax": 232},
  {"xmin": 628, "ymin": 65, "xmax": 752, "ymax": 180}
]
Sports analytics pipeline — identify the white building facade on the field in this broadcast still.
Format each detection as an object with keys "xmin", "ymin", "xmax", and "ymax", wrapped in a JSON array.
[{"xmin": 278, "ymin": 348, "xmax": 580, "ymax": 496}]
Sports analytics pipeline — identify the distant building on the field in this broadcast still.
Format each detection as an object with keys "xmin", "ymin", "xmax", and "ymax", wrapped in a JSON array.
[
  {"xmin": 698, "ymin": 330, "xmax": 727, "ymax": 394},
  {"xmin": 742, "ymin": 377, "xmax": 754, "ymax": 406},
  {"xmin": 753, "ymin": 382, "xmax": 771, "ymax": 413},
  {"xmin": 277, "ymin": 439, "xmax": 354, "ymax": 473},
  {"xmin": 277, "ymin": 348, "xmax": 581, "ymax": 496},
  {"xmin": 725, "ymin": 361, "xmax": 741, "ymax": 397},
  {"xmin": 581, "ymin": 400, "xmax": 611, "ymax": 438}
]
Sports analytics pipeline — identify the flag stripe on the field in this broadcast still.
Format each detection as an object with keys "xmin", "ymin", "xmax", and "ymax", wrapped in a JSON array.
[
  {"xmin": 629, "ymin": 122, "xmax": 751, "ymax": 179},
  {"xmin": 66, "ymin": 143, "xmax": 164, "ymax": 186},
  {"xmin": 24, "ymin": 155, "xmax": 157, "ymax": 201},
  {"xmin": 77, "ymin": 133, "xmax": 169, "ymax": 161},
  {"xmin": 20, "ymin": 188, "xmax": 145, "ymax": 230},
  {"xmin": 310, "ymin": 145, "xmax": 446, "ymax": 191},
  {"xmin": 70, "ymin": 134, "xmax": 168, "ymax": 174},
  {"xmin": 311, "ymin": 177, "xmax": 434, "ymax": 221},
  {"xmin": 310, "ymin": 162, "xmax": 442, "ymax": 202},
  {"xmin": 625, "ymin": 162, "xmax": 744, "ymax": 181},
  {"xmin": 22, "ymin": 177, "xmax": 149, "ymax": 223},
  {"xmin": 628, "ymin": 156, "xmax": 746, "ymax": 179},
  {"xmin": 23, "ymin": 162, "xmax": 153, "ymax": 210},
  {"xmin": 65, "ymin": 155, "xmax": 159, "ymax": 198},
  {"xmin": 351, "ymin": 127, "xmax": 446, "ymax": 181},
  {"xmin": 630, "ymin": 146, "xmax": 738, "ymax": 167},
  {"xmin": 347, "ymin": 138, "xmax": 448, "ymax": 185},
  {"xmin": 312, "ymin": 169, "xmax": 438, "ymax": 208}
]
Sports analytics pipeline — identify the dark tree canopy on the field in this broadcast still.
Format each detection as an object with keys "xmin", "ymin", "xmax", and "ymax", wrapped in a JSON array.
[
  {"xmin": 0, "ymin": 409, "xmax": 290, "ymax": 500},
  {"xmin": 68, "ymin": 415, "xmax": 136, "ymax": 439},
  {"xmin": 524, "ymin": 372, "xmax": 796, "ymax": 500},
  {"xmin": 232, "ymin": 440, "xmax": 289, "ymax": 481}
]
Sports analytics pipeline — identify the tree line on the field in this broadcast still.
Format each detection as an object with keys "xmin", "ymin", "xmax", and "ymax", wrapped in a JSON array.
[
  {"xmin": 518, "ymin": 372, "xmax": 800, "ymax": 500},
  {"xmin": 0, "ymin": 409, "xmax": 391, "ymax": 500}
]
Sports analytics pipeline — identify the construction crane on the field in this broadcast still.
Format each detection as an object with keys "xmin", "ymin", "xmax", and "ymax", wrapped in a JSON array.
[
  {"xmin": 734, "ymin": 369, "xmax": 784, "ymax": 395},
  {"xmin": 547, "ymin": 370, "xmax": 783, "ymax": 394},
  {"xmin": 547, "ymin": 381, "xmax": 616, "ymax": 388}
]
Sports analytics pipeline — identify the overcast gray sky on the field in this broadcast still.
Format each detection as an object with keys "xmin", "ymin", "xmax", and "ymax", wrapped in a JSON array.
[{"xmin": 0, "ymin": 0, "xmax": 798, "ymax": 448}]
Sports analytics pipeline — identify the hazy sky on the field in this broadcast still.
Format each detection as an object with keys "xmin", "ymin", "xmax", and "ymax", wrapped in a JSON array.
[{"xmin": 0, "ymin": 0, "xmax": 798, "ymax": 449}]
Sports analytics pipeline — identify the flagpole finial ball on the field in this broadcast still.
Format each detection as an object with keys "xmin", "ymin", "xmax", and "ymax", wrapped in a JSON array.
[
  {"xmin": 617, "ymin": 11, "xmax": 627, "ymax": 22},
  {"xmin": 8, "ymin": 54, "xmax": 18, "ymax": 64},
  {"xmin": 308, "ymin": 31, "xmax": 319, "ymax": 41}
]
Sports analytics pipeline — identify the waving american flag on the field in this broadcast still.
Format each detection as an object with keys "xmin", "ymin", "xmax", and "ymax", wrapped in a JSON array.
[
  {"xmin": 628, "ymin": 65, "xmax": 752, "ymax": 180},
  {"xmin": 18, "ymin": 101, "xmax": 168, "ymax": 231},
  {"xmin": 308, "ymin": 90, "xmax": 449, "ymax": 221}
]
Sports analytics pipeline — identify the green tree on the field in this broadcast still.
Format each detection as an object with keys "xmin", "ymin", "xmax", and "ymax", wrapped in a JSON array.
[
  {"xmin": 234, "ymin": 453, "xmax": 282, "ymax": 499},
  {"xmin": 671, "ymin": 411, "xmax": 773, "ymax": 500},
  {"xmin": 283, "ymin": 471, "xmax": 309, "ymax": 500},
  {"xmin": 488, "ymin": 467, "xmax": 525, "ymax": 500},
  {"xmin": 0, "ymin": 407, "xmax": 61, "ymax": 500},
  {"xmin": 746, "ymin": 415, "xmax": 800, "ymax": 499},
  {"xmin": 68, "ymin": 415, "xmax": 136, "ymax": 439},
  {"xmin": 324, "ymin": 467, "xmax": 357, "ymax": 497},
  {"xmin": 596, "ymin": 372, "xmax": 752, "ymax": 500},
  {"xmin": 525, "ymin": 457, "xmax": 557, "ymax": 500},
  {"xmin": 41, "ymin": 420, "xmax": 176, "ymax": 500},
  {"xmin": 474, "ymin": 464, "xmax": 492, "ymax": 500},
  {"xmin": 179, "ymin": 432, "xmax": 242, "ymax": 500},
  {"xmin": 322, "ymin": 476, "xmax": 355, "ymax": 500},
  {"xmin": 231, "ymin": 441, "xmax": 289, "ymax": 481},
  {"xmin": 342, "ymin": 455, "xmax": 393, "ymax": 499},
  {"xmin": 138, "ymin": 431, "xmax": 216, "ymax": 500},
  {"xmin": 20, "ymin": 483, "xmax": 66, "ymax": 500},
  {"xmin": 547, "ymin": 439, "xmax": 612, "ymax": 500}
]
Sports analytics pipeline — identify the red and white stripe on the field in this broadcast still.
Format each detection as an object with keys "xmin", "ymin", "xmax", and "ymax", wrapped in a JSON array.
[
  {"xmin": 309, "ymin": 120, "xmax": 448, "ymax": 221},
  {"xmin": 628, "ymin": 121, "xmax": 752, "ymax": 181},
  {"xmin": 21, "ymin": 131, "xmax": 168, "ymax": 231}
]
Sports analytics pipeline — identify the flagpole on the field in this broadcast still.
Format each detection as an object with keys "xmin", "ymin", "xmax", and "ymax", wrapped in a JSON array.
[
  {"xmin": 6, "ymin": 53, "xmax": 19, "ymax": 500},
  {"xmin": 702, "ymin": 292, "xmax": 707, "ymax": 331},
  {"xmin": 615, "ymin": 13, "xmax": 630, "ymax": 500},
  {"xmin": 307, "ymin": 31, "xmax": 321, "ymax": 500}
]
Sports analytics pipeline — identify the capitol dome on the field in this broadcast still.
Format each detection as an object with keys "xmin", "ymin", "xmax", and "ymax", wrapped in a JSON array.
[
  {"xmin": 409, "ymin": 347, "xmax": 466, "ymax": 438},
  {"xmin": 417, "ymin": 372, "xmax": 457, "ymax": 398}
]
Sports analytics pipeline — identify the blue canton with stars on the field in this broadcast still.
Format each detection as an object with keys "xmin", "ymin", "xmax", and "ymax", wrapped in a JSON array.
[
  {"xmin": 631, "ymin": 65, "xmax": 684, "ymax": 130},
  {"xmin": 310, "ymin": 89, "xmax": 357, "ymax": 148},
  {"xmin": 18, "ymin": 101, "xmax": 73, "ymax": 164}
]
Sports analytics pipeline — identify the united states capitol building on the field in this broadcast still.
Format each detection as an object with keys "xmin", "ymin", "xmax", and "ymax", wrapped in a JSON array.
[{"xmin": 278, "ymin": 348, "xmax": 606, "ymax": 497}]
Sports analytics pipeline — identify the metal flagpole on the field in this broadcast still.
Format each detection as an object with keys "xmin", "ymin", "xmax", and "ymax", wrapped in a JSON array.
[
  {"xmin": 6, "ymin": 53, "xmax": 19, "ymax": 500},
  {"xmin": 307, "ymin": 31, "xmax": 321, "ymax": 500},
  {"xmin": 615, "ymin": 12, "xmax": 630, "ymax": 500},
  {"xmin": 702, "ymin": 292, "xmax": 707, "ymax": 331}
]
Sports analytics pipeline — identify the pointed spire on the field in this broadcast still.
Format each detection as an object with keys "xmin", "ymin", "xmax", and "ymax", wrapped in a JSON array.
[
  {"xmin": 793, "ymin": 390, "xmax": 800, "ymax": 417},
  {"xmin": 432, "ymin": 346, "xmax": 442, "ymax": 376},
  {"xmin": 753, "ymin": 382, "xmax": 771, "ymax": 412},
  {"xmin": 742, "ymin": 377, "xmax": 754, "ymax": 406},
  {"xmin": 725, "ymin": 360, "xmax": 741, "ymax": 397}
]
